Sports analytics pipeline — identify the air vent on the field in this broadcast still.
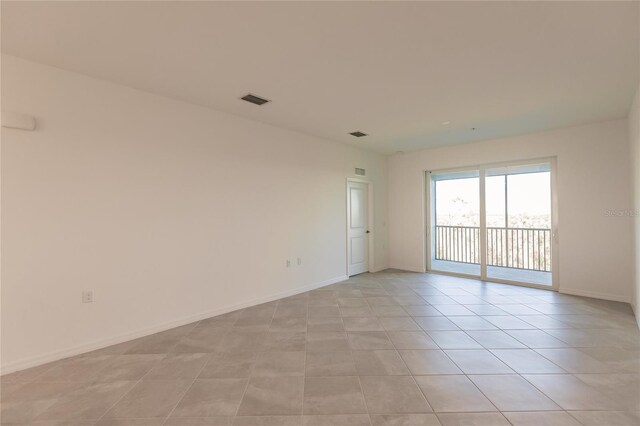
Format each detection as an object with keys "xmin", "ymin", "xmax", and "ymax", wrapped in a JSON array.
[
  {"xmin": 240, "ymin": 94, "xmax": 270, "ymax": 106},
  {"xmin": 350, "ymin": 131, "xmax": 367, "ymax": 137},
  {"xmin": 355, "ymin": 168, "xmax": 366, "ymax": 176}
]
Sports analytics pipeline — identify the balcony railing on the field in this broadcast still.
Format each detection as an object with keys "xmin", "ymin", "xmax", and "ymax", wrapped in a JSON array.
[{"xmin": 435, "ymin": 225, "xmax": 552, "ymax": 272}]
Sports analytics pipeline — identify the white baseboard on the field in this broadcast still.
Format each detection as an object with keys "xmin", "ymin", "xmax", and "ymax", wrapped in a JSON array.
[
  {"xmin": 369, "ymin": 265, "xmax": 389, "ymax": 273},
  {"xmin": 388, "ymin": 265, "xmax": 426, "ymax": 273},
  {"xmin": 559, "ymin": 287, "xmax": 630, "ymax": 304},
  {"xmin": 1, "ymin": 275, "xmax": 348, "ymax": 376}
]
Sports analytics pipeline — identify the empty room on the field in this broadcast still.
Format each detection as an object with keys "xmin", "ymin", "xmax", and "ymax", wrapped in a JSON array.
[{"xmin": 2, "ymin": 1, "xmax": 640, "ymax": 425}]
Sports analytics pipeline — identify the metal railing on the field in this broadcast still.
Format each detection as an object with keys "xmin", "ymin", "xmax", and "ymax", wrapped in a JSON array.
[{"xmin": 435, "ymin": 225, "xmax": 552, "ymax": 272}]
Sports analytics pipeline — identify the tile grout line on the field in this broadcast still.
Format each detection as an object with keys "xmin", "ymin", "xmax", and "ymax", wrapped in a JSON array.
[{"xmin": 344, "ymin": 284, "xmax": 374, "ymax": 426}]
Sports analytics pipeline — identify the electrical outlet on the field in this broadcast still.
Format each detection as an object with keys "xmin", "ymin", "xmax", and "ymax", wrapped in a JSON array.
[
  {"xmin": 286, "ymin": 260, "xmax": 291, "ymax": 268},
  {"xmin": 297, "ymin": 257, "xmax": 302, "ymax": 266},
  {"xmin": 82, "ymin": 290, "xmax": 93, "ymax": 303}
]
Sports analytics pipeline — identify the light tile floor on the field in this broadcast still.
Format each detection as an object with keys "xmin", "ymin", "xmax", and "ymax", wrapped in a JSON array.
[{"xmin": 2, "ymin": 270, "xmax": 640, "ymax": 425}]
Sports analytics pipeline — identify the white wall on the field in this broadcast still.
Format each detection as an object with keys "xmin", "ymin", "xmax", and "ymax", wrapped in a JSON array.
[
  {"xmin": 629, "ymin": 87, "xmax": 640, "ymax": 323},
  {"xmin": 389, "ymin": 120, "xmax": 633, "ymax": 302},
  {"xmin": 0, "ymin": 55, "xmax": 388, "ymax": 373}
]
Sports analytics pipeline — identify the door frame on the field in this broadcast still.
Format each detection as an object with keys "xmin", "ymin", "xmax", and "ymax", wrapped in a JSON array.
[
  {"xmin": 425, "ymin": 157, "xmax": 559, "ymax": 291},
  {"xmin": 346, "ymin": 178, "xmax": 375, "ymax": 276}
]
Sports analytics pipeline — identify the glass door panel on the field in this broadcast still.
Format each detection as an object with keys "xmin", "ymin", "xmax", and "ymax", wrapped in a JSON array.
[
  {"xmin": 429, "ymin": 169, "xmax": 481, "ymax": 277},
  {"xmin": 485, "ymin": 163, "xmax": 552, "ymax": 286}
]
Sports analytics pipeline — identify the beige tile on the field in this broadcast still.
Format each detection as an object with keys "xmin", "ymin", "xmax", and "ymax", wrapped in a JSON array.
[
  {"xmin": 0, "ymin": 399, "xmax": 60, "ymax": 424},
  {"xmin": 104, "ymin": 379, "xmax": 192, "ymax": 418},
  {"xmin": 144, "ymin": 353, "xmax": 209, "ymax": 379},
  {"xmin": 494, "ymin": 304, "xmax": 541, "ymax": 316},
  {"xmin": 92, "ymin": 354, "xmax": 164, "ymax": 382},
  {"xmin": 516, "ymin": 315, "xmax": 572, "ymax": 329},
  {"xmin": 343, "ymin": 317, "xmax": 385, "ymax": 331},
  {"xmin": 366, "ymin": 297, "xmax": 398, "ymax": 306},
  {"xmin": 199, "ymin": 353, "xmax": 256, "ymax": 378},
  {"xmin": 304, "ymin": 414, "xmax": 370, "ymax": 425},
  {"xmin": 505, "ymin": 330, "xmax": 569, "ymax": 348},
  {"xmin": 338, "ymin": 298, "xmax": 369, "ymax": 308},
  {"xmin": 465, "ymin": 331, "xmax": 526, "ymax": 349},
  {"xmin": 360, "ymin": 376, "xmax": 432, "ymax": 414},
  {"xmin": 404, "ymin": 306, "xmax": 443, "ymax": 317},
  {"xmin": 1, "ymin": 381, "xmax": 85, "ymax": 403},
  {"xmin": 371, "ymin": 306, "xmax": 409, "ymax": 317},
  {"xmin": 233, "ymin": 416, "xmax": 301, "ymax": 425},
  {"xmin": 447, "ymin": 316, "xmax": 497, "ymax": 331},
  {"xmin": 32, "ymin": 355, "xmax": 114, "ymax": 382},
  {"xmin": 309, "ymin": 306, "xmax": 341, "ymax": 318},
  {"xmin": 34, "ymin": 381, "xmax": 136, "ymax": 421},
  {"xmin": 237, "ymin": 377, "xmax": 304, "ymax": 416},
  {"xmin": 415, "ymin": 375, "xmax": 496, "ymax": 412},
  {"xmin": 464, "ymin": 305, "xmax": 510, "ymax": 316},
  {"xmin": 173, "ymin": 328, "xmax": 228, "ymax": 353},
  {"xmin": 400, "ymin": 350, "xmax": 461, "ymax": 375},
  {"xmin": 379, "ymin": 317, "xmax": 421, "ymax": 331},
  {"xmin": 352, "ymin": 350, "xmax": 410, "ymax": 375},
  {"xmin": 414, "ymin": 317, "xmax": 460, "ymax": 331},
  {"xmin": 155, "ymin": 420, "xmax": 230, "ymax": 425},
  {"xmin": 307, "ymin": 332, "xmax": 350, "ymax": 352},
  {"xmin": 274, "ymin": 305, "xmax": 308, "ymax": 318},
  {"xmin": 270, "ymin": 317, "xmax": 307, "ymax": 332},
  {"xmin": 340, "ymin": 306, "xmax": 377, "ymax": 317},
  {"xmin": 568, "ymin": 410, "xmax": 640, "ymax": 426},
  {"xmin": 216, "ymin": 332, "xmax": 267, "ymax": 354},
  {"xmin": 444, "ymin": 350, "xmax": 513, "ymax": 374},
  {"xmin": 490, "ymin": 349, "xmax": 566, "ymax": 374},
  {"xmin": 96, "ymin": 419, "xmax": 167, "ymax": 425},
  {"xmin": 522, "ymin": 374, "xmax": 620, "ymax": 410},
  {"xmin": 437, "ymin": 412, "xmax": 509, "ymax": 426},
  {"xmin": 252, "ymin": 351, "xmax": 305, "ymax": 377},
  {"xmin": 575, "ymin": 373, "xmax": 640, "ymax": 410},
  {"xmin": 432, "ymin": 305, "xmax": 475, "ymax": 316},
  {"xmin": 577, "ymin": 347, "xmax": 640, "ymax": 372},
  {"xmin": 125, "ymin": 327, "xmax": 191, "ymax": 354},
  {"xmin": 307, "ymin": 317, "xmax": 344, "ymax": 332},
  {"xmin": 393, "ymin": 296, "xmax": 428, "ymax": 306},
  {"xmin": 427, "ymin": 331, "xmax": 482, "ymax": 349},
  {"xmin": 171, "ymin": 378, "xmax": 247, "ymax": 417},
  {"xmin": 503, "ymin": 411, "xmax": 581, "ymax": 426},
  {"xmin": 0, "ymin": 363, "xmax": 58, "ymax": 384},
  {"xmin": 481, "ymin": 316, "xmax": 536, "ymax": 330},
  {"xmin": 305, "ymin": 352, "xmax": 357, "ymax": 376},
  {"xmin": 262, "ymin": 332, "xmax": 307, "ymax": 351},
  {"xmin": 387, "ymin": 331, "xmax": 439, "ymax": 350},
  {"xmin": 347, "ymin": 332, "xmax": 394, "ymax": 350},
  {"xmin": 233, "ymin": 316, "xmax": 273, "ymax": 331},
  {"xmin": 303, "ymin": 377, "xmax": 367, "ymax": 415},
  {"xmin": 370, "ymin": 413, "xmax": 441, "ymax": 425},
  {"xmin": 468, "ymin": 375, "xmax": 560, "ymax": 411},
  {"xmin": 535, "ymin": 348, "xmax": 614, "ymax": 373}
]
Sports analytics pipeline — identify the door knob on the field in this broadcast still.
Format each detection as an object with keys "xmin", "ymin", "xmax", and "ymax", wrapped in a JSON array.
[{"xmin": 366, "ymin": 230, "xmax": 370, "ymax": 234}]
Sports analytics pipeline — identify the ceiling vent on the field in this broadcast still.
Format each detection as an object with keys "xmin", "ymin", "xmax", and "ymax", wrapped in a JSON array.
[
  {"xmin": 350, "ymin": 131, "xmax": 367, "ymax": 137},
  {"xmin": 240, "ymin": 94, "xmax": 270, "ymax": 106}
]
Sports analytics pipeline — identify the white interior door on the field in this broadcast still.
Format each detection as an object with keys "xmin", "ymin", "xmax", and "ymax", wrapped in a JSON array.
[{"xmin": 348, "ymin": 181, "xmax": 369, "ymax": 276}]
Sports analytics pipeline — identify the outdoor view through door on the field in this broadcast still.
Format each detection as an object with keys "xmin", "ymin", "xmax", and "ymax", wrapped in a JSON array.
[{"xmin": 428, "ymin": 161, "xmax": 554, "ymax": 287}]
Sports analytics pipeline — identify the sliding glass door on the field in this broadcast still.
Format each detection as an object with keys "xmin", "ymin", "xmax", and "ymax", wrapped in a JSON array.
[{"xmin": 427, "ymin": 159, "xmax": 556, "ymax": 289}]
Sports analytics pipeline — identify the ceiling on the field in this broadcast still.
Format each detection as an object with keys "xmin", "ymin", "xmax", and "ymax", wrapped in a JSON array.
[{"xmin": 2, "ymin": 1, "xmax": 638, "ymax": 154}]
